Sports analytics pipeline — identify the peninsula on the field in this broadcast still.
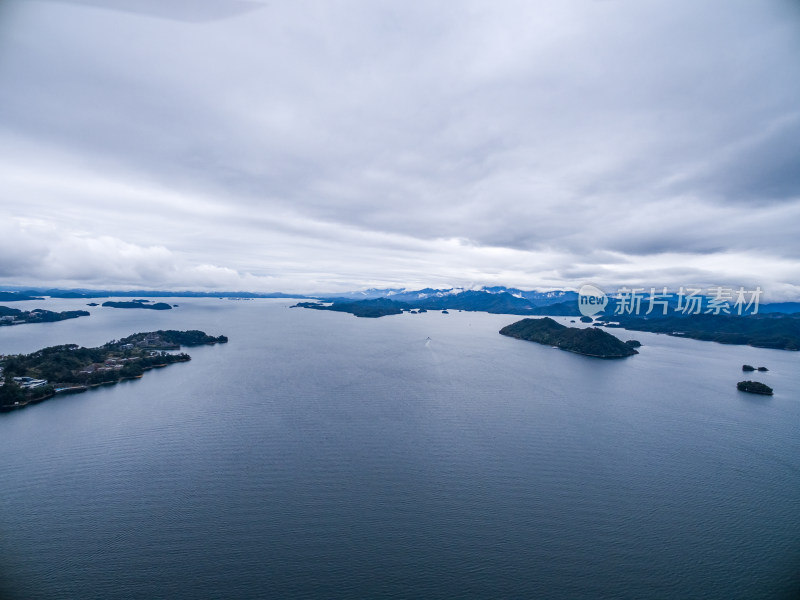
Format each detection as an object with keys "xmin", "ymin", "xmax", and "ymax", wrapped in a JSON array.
[
  {"xmin": 598, "ymin": 313, "xmax": 800, "ymax": 351},
  {"xmin": 500, "ymin": 317, "xmax": 639, "ymax": 358},
  {"xmin": 0, "ymin": 306, "xmax": 90, "ymax": 327},
  {"xmin": 0, "ymin": 330, "xmax": 227, "ymax": 411},
  {"xmin": 0, "ymin": 291, "xmax": 44, "ymax": 302}
]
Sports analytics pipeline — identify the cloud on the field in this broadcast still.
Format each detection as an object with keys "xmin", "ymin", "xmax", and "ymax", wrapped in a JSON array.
[
  {"xmin": 672, "ymin": 113, "xmax": 800, "ymax": 203},
  {"xmin": 0, "ymin": 219, "xmax": 173, "ymax": 284},
  {"xmin": 0, "ymin": 0, "xmax": 798, "ymax": 297},
  {"xmin": 37, "ymin": 0, "xmax": 265, "ymax": 23}
]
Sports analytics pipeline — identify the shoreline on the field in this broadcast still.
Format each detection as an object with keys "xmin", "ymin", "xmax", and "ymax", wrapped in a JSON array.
[{"xmin": 0, "ymin": 357, "xmax": 192, "ymax": 413}]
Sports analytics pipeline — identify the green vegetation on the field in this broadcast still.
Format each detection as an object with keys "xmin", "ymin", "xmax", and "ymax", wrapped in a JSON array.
[
  {"xmin": 292, "ymin": 299, "xmax": 408, "ymax": 318},
  {"xmin": 499, "ymin": 317, "xmax": 638, "ymax": 358},
  {"xmin": 0, "ymin": 329, "xmax": 226, "ymax": 411},
  {"xmin": 0, "ymin": 306, "xmax": 90, "ymax": 326},
  {"xmin": 599, "ymin": 313, "xmax": 800, "ymax": 351},
  {"xmin": 115, "ymin": 330, "xmax": 228, "ymax": 347},
  {"xmin": 1, "ymin": 344, "xmax": 190, "ymax": 387},
  {"xmin": 294, "ymin": 291, "xmax": 579, "ymax": 317},
  {"xmin": 0, "ymin": 378, "xmax": 54, "ymax": 407},
  {"xmin": 0, "ymin": 291, "xmax": 44, "ymax": 301},
  {"xmin": 102, "ymin": 300, "xmax": 173, "ymax": 310},
  {"xmin": 737, "ymin": 381, "xmax": 773, "ymax": 396}
]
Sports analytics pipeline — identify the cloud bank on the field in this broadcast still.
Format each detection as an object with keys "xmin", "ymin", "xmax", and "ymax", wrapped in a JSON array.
[{"xmin": 1, "ymin": 0, "xmax": 798, "ymax": 297}]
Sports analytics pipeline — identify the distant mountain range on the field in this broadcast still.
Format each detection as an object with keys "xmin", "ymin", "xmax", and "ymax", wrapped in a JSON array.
[
  {"xmin": 0, "ymin": 289, "xmax": 311, "ymax": 300},
  {"xmin": 309, "ymin": 286, "xmax": 799, "ymax": 317},
  {"xmin": 0, "ymin": 291, "xmax": 45, "ymax": 302},
  {"xmin": 1, "ymin": 286, "xmax": 798, "ymax": 316},
  {"xmin": 313, "ymin": 289, "xmax": 580, "ymax": 316},
  {"xmin": 315, "ymin": 287, "xmax": 581, "ymax": 315},
  {"xmin": 292, "ymin": 289, "xmax": 800, "ymax": 352}
]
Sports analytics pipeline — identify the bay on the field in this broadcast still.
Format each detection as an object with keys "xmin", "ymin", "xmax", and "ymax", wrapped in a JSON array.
[{"xmin": 1, "ymin": 298, "xmax": 799, "ymax": 599}]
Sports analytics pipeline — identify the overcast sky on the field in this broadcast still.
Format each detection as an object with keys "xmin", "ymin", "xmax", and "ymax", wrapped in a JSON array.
[{"xmin": 1, "ymin": 0, "xmax": 799, "ymax": 297}]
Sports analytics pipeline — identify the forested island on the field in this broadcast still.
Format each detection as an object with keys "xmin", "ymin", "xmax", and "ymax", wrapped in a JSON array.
[
  {"xmin": 115, "ymin": 330, "xmax": 228, "ymax": 348},
  {"xmin": 292, "ymin": 299, "xmax": 408, "ymax": 318},
  {"xmin": 0, "ymin": 330, "xmax": 227, "ymax": 411},
  {"xmin": 737, "ymin": 381, "xmax": 774, "ymax": 396},
  {"xmin": 0, "ymin": 306, "xmax": 90, "ymax": 326},
  {"xmin": 102, "ymin": 300, "xmax": 173, "ymax": 310},
  {"xmin": 598, "ymin": 313, "xmax": 800, "ymax": 350},
  {"xmin": 500, "ymin": 317, "xmax": 639, "ymax": 358},
  {"xmin": 742, "ymin": 364, "xmax": 768, "ymax": 372}
]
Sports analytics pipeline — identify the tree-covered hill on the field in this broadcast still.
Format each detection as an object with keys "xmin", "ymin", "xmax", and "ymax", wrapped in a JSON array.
[
  {"xmin": 500, "ymin": 317, "xmax": 638, "ymax": 358},
  {"xmin": 0, "ymin": 330, "xmax": 227, "ymax": 411},
  {"xmin": 0, "ymin": 306, "xmax": 90, "ymax": 326},
  {"xmin": 116, "ymin": 330, "xmax": 228, "ymax": 347},
  {"xmin": 292, "ymin": 299, "xmax": 410, "ymax": 318},
  {"xmin": 102, "ymin": 300, "xmax": 173, "ymax": 310},
  {"xmin": 599, "ymin": 313, "xmax": 800, "ymax": 351}
]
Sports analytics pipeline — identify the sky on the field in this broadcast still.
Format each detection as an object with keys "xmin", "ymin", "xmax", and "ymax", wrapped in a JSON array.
[{"xmin": 1, "ymin": 0, "xmax": 799, "ymax": 297}]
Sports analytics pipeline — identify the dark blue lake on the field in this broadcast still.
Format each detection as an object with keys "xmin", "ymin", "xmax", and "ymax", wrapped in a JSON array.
[{"xmin": 1, "ymin": 298, "xmax": 799, "ymax": 599}]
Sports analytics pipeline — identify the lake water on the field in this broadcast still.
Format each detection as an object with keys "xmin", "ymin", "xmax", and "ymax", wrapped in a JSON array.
[{"xmin": 1, "ymin": 298, "xmax": 799, "ymax": 599}]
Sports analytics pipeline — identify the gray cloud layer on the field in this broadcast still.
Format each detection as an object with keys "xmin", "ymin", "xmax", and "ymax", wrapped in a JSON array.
[{"xmin": 1, "ymin": 0, "xmax": 799, "ymax": 297}]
